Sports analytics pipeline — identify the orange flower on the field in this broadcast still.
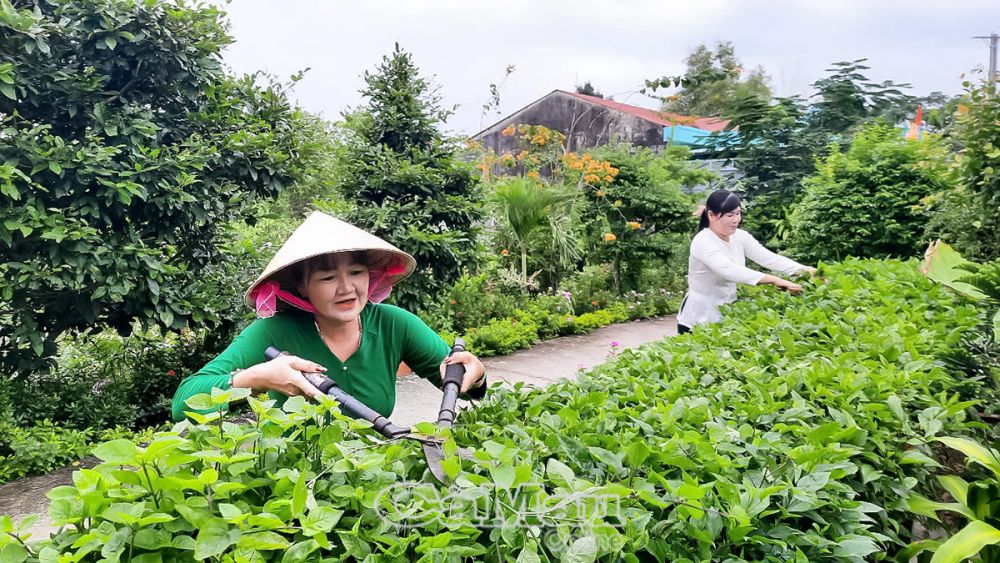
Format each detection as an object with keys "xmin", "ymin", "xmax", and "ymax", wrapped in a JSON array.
[
  {"xmin": 449, "ymin": 299, "xmax": 457, "ymax": 305},
  {"xmin": 628, "ymin": 221, "xmax": 641, "ymax": 230},
  {"xmin": 956, "ymin": 104, "xmax": 969, "ymax": 115},
  {"xmin": 516, "ymin": 150, "xmax": 529, "ymax": 161},
  {"xmin": 603, "ymin": 232, "xmax": 617, "ymax": 242},
  {"xmin": 526, "ymin": 170, "xmax": 541, "ymax": 180},
  {"xmin": 501, "ymin": 249, "xmax": 509, "ymax": 256},
  {"xmin": 595, "ymin": 189, "xmax": 605, "ymax": 197},
  {"xmin": 591, "ymin": 300, "xmax": 598, "ymax": 306},
  {"xmin": 501, "ymin": 125, "xmax": 516, "ymax": 136}
]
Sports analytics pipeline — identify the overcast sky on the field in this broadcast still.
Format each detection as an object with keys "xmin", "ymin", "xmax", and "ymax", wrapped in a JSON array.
[{"xmin": 215, "ymin": 0, "xmax": 999, "ymax": 135}]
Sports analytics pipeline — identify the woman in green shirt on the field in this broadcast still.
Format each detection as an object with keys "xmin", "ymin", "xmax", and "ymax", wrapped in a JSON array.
[{"xmin": 171, "ymin": 212, "xmax": 486, "ymax": 422}]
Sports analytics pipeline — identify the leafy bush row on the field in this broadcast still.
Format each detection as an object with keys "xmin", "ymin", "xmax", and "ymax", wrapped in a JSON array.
[
  {"xmin": 0, "ymin": 258, "xmax": 986, "ymax": 561},
  {"xmin": 457, "ymin": 259, "xmax": 986, "ymax": 560}
]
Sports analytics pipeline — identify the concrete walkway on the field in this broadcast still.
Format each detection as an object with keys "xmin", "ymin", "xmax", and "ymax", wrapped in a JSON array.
[{"xmin": 0, "ymin": 315, "xmax": 677, "ymax": 538}]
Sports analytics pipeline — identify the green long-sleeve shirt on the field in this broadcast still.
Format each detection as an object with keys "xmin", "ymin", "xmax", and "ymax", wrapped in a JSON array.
[{"xmin": 172, "ymin": 303, "xmax": 467, "ymax": 422}]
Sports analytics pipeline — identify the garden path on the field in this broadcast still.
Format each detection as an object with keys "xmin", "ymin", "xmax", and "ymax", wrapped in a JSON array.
[{"xmin": 0, "ymin": 315, "xmax": 677, "ymax": 538}]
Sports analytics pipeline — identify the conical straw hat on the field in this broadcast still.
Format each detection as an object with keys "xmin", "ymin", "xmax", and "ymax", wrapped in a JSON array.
[{"xmin": 243, "ymin": 211, "xmax": 415, "ymax": 312}]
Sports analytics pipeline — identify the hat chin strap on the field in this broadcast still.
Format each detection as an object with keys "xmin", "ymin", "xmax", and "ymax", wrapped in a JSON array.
[{"xmin": 251, "ymin": 260, "xmax": 408, "ymax": 318}]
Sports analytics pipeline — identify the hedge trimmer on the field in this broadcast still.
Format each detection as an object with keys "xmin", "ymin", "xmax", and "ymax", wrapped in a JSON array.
[{"xmin": 264, "ymin": 339, "xmax": 472, "ymax": 484}]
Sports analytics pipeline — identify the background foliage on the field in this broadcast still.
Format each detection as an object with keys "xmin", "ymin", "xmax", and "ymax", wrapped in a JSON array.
[{"xmin": 0, "ymin": 0, "xmax": 320, "ymax": 375}]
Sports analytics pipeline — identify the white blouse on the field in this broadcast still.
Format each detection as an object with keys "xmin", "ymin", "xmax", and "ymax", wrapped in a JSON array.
[{"xmin": 676, "ymin": 228, "xmax": 808, "ymax": 328}]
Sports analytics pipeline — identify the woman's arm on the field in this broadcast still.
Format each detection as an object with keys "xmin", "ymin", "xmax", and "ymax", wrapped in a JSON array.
[
  {"xmin": 399, "ymin": 308, "xmax": 487, "ymax": 398},
  {"xmin": 756, "ymin": 274, "xmax": 803, "ymax": 295},
  {"xmin": 690, "ymin": 234, "xmax": 768, "ymax": 285},
  {"xmin": 170, "ymin": 320, "xmax": 326, "ymax": 421},
  {"xmin": 741, "ymin": 231, "xmax": 811, "ymax": 276}
]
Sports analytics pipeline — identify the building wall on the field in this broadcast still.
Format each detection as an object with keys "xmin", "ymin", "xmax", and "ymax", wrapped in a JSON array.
[{"xmin": 475, "ymin": 91, "xmax": 664, "ymax": 155}]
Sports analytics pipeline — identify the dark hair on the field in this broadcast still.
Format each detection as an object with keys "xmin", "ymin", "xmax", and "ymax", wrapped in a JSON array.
[
  {"xmin": 698, "ymin": 189, "xmax": 742, "ymax": 230},
  {"xmin": 288, "ymin": 250, "xmax": 369, "ymax": 293}
]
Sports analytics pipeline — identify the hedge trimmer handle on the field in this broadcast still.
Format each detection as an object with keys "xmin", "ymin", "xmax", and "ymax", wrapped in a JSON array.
[
  {"xmin": 263, "ymin": 346, "xmax": 410, "ymax": 438},
  {"xmin": 436, "ymin": 338, "xmax": 466, "ymax": 428}
]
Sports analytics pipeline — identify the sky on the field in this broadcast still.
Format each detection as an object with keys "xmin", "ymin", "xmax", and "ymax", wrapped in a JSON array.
[{"xmin": 214, "ymin": 0, "xmax": 999, "ymax": 136}]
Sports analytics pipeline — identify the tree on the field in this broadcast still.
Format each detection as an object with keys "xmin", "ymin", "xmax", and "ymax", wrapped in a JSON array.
[
  {"xmin": 661, "ymin": 41, "xmax": 771, "ymax": 118},
  {"xmin": 785, "ymin": 122, "xmax": 952, "ymax": 262},
  {"xmin": 575, "ymin": 81, "xmax": 603, "ymax": 98},
  {"xmin": 706, "ymin": 59, "xmax": 917, "ymax": 246},
  {"xmin": 338, "ymin": 44, "xmax": 482, "ymax": 313},
  {"xmin": 581, "ymin": 145, "xmax": 712, "ymax": 293},
  {"xmin": 924, "ymin": 79, "xmax": 1000, "ymax": 261},
  {"xmin": 0, "ymin": 0, "xmax": 317, "ymax": 374},
  {"xmin": 491, "ymin": 177, "xmax": 573, "ymax": 285}
]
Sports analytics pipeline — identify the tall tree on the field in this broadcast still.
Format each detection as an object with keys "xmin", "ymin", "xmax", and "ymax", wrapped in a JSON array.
[
  {"xmin": 707, "ymin": 60, "xmax": 916, "ymax": 245},
  {"xmin": 662, "ymin": 41, "xmax": 771, "ymax": 118},
  {"xmin": 338, "ymin": 44, "xmax": 482, "ymax": 312},
  {"xmin": 0, "ymin": 0, "xmax": 316, "ymax": 374}
]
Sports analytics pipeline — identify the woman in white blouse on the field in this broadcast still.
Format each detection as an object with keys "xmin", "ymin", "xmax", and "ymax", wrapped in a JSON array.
[{"xmin": 676, "ymin": 190, "xmax": 815, "ymax": 333}]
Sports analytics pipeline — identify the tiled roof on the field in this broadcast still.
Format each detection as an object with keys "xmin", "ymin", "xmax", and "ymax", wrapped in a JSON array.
[{"xmin": 566, "ymin": 91, "xmax": 730, "ymax": 132}]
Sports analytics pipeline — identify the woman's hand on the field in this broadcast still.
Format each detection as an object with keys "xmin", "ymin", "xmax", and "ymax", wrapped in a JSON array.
[
  {"xmin": 775, "ymin": 278, "xmax": 804, "ymax": 295},
  {"xmin": 760, "ymin": 275, "xmax": 804, "ymax": 295},
  {"xmin": 232, "ymin": 355, "xmax": 327, "ymax": 400},
  {"xmin": 441, "ymin": 351, "xmax": 486, "ymax": 393}
]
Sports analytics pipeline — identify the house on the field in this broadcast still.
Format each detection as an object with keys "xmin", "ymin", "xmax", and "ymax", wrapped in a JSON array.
[{"xmin": 471, "ymin": 89, "xmax": 731, "ymax": 155}]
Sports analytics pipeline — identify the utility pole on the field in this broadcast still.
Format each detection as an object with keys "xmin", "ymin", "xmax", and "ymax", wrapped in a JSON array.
[{"xmin": 974, "ymin": 32, "xmax": 999, "ymax": 82}]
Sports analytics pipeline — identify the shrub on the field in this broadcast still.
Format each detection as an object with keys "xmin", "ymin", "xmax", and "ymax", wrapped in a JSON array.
[
  {"xmin": 570, "ymin": 303, "xmax": 630, "ymax": 333},
  {"xmin": 562, "ymin": 264, "xmax": 618, "ymax": 315},
  {"xmin": 2, "ymin": 327, "xmax": 236, "ymax": 432},
  {"xmin": 519, "ymin": 294, "xmax": 575, "ymax": 339},
  {"xmin": 439, "ymin": 273, "xmax": 520, "ymax": 334},
  {"xmin": 925, "ymin": 80, "xmax": 1000, "ymax": 261},
  {"xmin": 786, "ymin": 122, "xmax": 952, "ymax": 262},
  {"xmin": 0, "ymin": 420, "xmax": 92, "ymax": 483},
  {"xmin": 0, "ymin": 0, "xmax": 319, "ymax": 375},
  {"xmin": 465, "ymin": 317, "xmax": 539, "ymax": 357}
]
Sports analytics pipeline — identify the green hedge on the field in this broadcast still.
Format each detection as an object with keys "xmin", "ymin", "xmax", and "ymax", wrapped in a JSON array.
[{"xmin": 1, "ymin": 259, "xmax": 988, "ymax": 561}]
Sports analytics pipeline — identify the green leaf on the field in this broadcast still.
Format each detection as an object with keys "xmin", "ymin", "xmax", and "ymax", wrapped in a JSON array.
[
  {"xmin": 92, "ymin": 439, "xmax": 139, "ymax": 464},
  {"xmin": 0, "ymin": 543, "xmax": 29, "ymax": 563},
  {"xmin": 440, "ymin": 454, "xmax": 461, "ymax": 480},
  {"xmin": 833, "ymin": 535, "xmax": 879, "ymax": 558},
  {"xmin": 237, "ymin": 531, "xmax": 291, "ymax": 551},
  {"xmin": 281, "ymin": 540, "xmax": 319, "ymax": 563},
  {"xmin": 301, "ymin": 506, "xmax": 343, "ymax": 535},
  {"xmin": 292, "ymin": 473, "xmax": 308, "ymax": 517},
  {"xmin": 194, "ymin": 518, "xmax": 239, "ymax": 560},
  {"xmin": 546, "ymin": 458, "xmax": 576, "ymax": 489},
  {"xmin": 0, "ymin": 83, "xmax": 15, "ymax": 100},
  {"xmin": 920, "ymin": 241, "xmax": 988, "ymax": 299},
  {"xmin": 938, "ymin": 475, "xmax": 970, "ymax": 506},
  {"xmin": 935, "ymin": 437, "xmax": 1000, "ymax": 476},
  {"xmin": 184, "ymin": 393, "xmax": 216, "ymax": 411},
  {"xmin": 490, "ymin": 463, "xmax": 516, "ymax": 489},
  {"xmin": 931, "ymin": 520, "xmax": 1000, "ymax": 563},
  {"xmin": 562, "ymin": 536, "xmax": 598, "ymax": 563},
  {"xmin": 134, "ymin": 528, "xmax": 173, "ymax": 550},
  {"xmin": 102, "ymin": 502, "xmax": 145, "ymax": 524}
]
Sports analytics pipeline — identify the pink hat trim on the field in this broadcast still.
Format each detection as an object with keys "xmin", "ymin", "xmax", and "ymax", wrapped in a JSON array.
[{"xmin": 249, "ymin": 259, "xmax": 409, "ymax": 318}]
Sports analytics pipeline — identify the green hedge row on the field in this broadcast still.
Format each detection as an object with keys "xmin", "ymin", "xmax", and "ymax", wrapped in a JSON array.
[{"xmin": 1, "ymin": 259, "xmax": 988, "ymax": 561}]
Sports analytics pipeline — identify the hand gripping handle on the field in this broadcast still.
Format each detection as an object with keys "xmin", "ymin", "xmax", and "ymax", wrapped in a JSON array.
[
  {"xmin": 436, "ymin": 338, "xmax": 466, "ymax": 428},
  {"xmin": 263, "ymin": 346, "xmax": 410, "ymax": 438}
]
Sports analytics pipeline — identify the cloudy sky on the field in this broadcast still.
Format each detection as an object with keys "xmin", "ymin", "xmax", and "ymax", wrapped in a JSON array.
[{"xmin": 215, "ymin": 1, "xmax": 998, "ymax": 135}]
